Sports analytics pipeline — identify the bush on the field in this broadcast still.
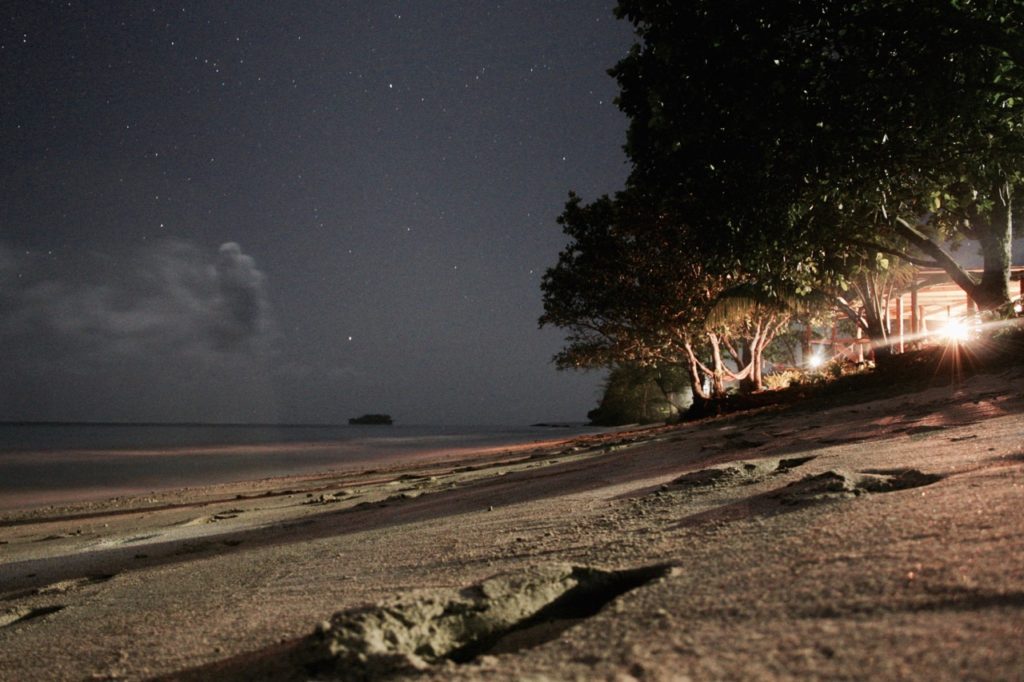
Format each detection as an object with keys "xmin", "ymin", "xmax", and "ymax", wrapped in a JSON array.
[{"xmin": 763, "ymin": 369, "xmax": 805, "ymax": 390}]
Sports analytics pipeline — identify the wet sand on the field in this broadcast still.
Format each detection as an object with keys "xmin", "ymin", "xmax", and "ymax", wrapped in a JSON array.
[{"xmin": 1, "ymin": 368, "xmax": 1023, "ymax": 680}]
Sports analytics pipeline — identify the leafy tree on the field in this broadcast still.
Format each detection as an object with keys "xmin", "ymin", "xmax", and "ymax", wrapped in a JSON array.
[
  {"xmin": 587, "ymin": 363, "xmax": 691, "ymax": 425},
  {"xmin": 825, "ymin": 1, "xmax": 1023, "ymax": 310},
  {"xmin": 831, "ymin": 256, "xmax": 917, "ymax": 363},
  {"xmin": 540, "ymin": 190, "xmax": 792, "ymax": 406},
  {"xmin": 539, "ymin": 191, "xmax": 715, "ymax": 401},
  {"xmin": 705, "ymin": 290, "xmax": 798, "ymax": 391},
  {"xmin": 612, "ymin": 0, "xmax": 1023, "ymax": 310}
]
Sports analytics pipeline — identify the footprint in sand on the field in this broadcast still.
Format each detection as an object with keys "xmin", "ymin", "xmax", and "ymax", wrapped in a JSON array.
[
  {"xmin": 33, "ymin": 574, "xmax": 115, "ymax": 596},
  {"xmin": 774, "ymin": 468, "xmax": 942, "ymax": 504},
  {"xmin": 180, "ymin": 508, "xmax": 247, "ymax": 525},
  {"xmin": 1, "ymin": 575, "xmax": 115, "ymax": 603},
  {"xmin": 669, "ymin": 455, "xmax": 817, "ymax": 491},
  {"xmin": 721, "ymin": 432, "xmax": 771, "ymax": 449},
  {"xmin": 304, "ymin": 563, "xmax": 672, "ymax": 677},
  {"xmin": 0, "ymin": 605, "xmax": 65, "ymax": 629},
  {"xmin": 816, "ymin": 435, "xmax": 877, "ymax": 445},
  {"xmin": 304, "ymin": 493, "xmax": 351, "ymax": 506},
  {"xmin": 901, "ymin": 425, "xmax": 948, "ymax": 437},
  {"xmin": 950, "ymin": 434, "xmax": 978, "ymax": 442},
  {"xmin": 33, "ymin": 532, "xmax": 84, "ymax": 542},
  {"xmin": 173, "ymin": 540, "xmax": 217, "ymax": 556}
]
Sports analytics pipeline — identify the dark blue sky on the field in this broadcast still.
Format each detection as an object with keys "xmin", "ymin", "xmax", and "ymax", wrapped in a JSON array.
[{"xmin": 0, "ymin": 2, "xmax": 634, "ymax": 424}]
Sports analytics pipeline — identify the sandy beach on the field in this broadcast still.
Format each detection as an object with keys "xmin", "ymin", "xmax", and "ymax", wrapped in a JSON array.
[{"xmin": 1, "ymin": 367, "xmax": 1023, "ymax": 681}]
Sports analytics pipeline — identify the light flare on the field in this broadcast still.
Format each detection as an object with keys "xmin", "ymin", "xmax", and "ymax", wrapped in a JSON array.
[{"xmin": 940, "ymin": 318, "xmax": 971, "ymax": 344}]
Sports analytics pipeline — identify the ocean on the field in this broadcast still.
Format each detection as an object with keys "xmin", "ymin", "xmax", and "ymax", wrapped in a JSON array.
[{"xmin": 0, "ymin": 422, "xmax": 603, "ymax": 510}]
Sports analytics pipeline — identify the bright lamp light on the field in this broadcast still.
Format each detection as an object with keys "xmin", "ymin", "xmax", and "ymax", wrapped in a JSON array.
[{"xmin": 941, "ymin": 319, "xmax": 970, "ymax": 343}]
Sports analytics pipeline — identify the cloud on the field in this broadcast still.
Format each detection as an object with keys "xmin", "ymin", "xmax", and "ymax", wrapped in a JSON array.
[
  {"xmin": 1, "ymin": 240, "xmax": 271, "ymax": 361},
  {"xmin": 210, "ymin": 242, "xmax": 269, "ymax": 350},
  {"xmin": 0, "ymin": 240, "xmax": 278, "ymax": 421},
  {"xmin": 0, "ymin": 242, "xmax": 15, "ymax": 278}
]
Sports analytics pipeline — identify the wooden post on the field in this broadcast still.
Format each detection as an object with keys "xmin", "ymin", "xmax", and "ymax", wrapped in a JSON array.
[
  {"xmin": 802, "ymin": 323, "xmax": 812, "ymax": 365},
  {"xmin": 910, "ymin": 282, "xmax": 919, "ymax": 335},
  {"xmin": 896, "ymin": 295, "xmax": 905, "ymax": 353},
  {"xmin": 855, "ymin": 324, "xmax": 864, "ymax": 362}
]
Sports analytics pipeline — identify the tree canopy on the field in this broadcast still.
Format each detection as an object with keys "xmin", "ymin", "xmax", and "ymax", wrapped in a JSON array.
[
  {"xmin": 540, "ymin": 188, "xmax": 798, "ymax": 403},
  {"xmin": 542, "ymin": 1, "xmax": 1023, "ymax": 417},
  {"xmin": 612, "ymin": 0, "xmax": 1023, "ymax": 308}
]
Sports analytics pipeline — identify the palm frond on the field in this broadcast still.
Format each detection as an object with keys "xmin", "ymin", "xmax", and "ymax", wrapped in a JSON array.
[{"xmin": 705, "ymin": 285, "xmax": 824, "ymax": 327}]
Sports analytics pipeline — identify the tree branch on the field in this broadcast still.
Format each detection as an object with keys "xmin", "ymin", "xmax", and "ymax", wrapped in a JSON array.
[
  {"xmin": 844, "ymin": 238, "xmax": 941, "ymax": 268},
  {"xmin": 834, "ymin": 296, "xmax": 866, "ymax": 330},
  {"xmin": 891, "ymin": 216, "xmax": 980, "ymax": 296}
]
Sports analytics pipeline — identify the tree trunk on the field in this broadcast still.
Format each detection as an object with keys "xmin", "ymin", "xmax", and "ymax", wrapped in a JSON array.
[
  {"xmin": 865, "ymin": 317, "xmax": 893, "ymax": 365},
  {"xmin": 708, "ymin": 332, "xmax": 727, "ymax": 398},
  {"xmin": 682, "ymin": 339, "xmax": 710, "ymax": 402},
  {"xmin": 892, "ymin": 182, "xmax": 1013, "ymax": 311},
  {"xmin": 681, "ymin": 342, "xmax": 716, "ymax": 419},
  {"xmin": 641, "ymin": 382, "xmax": 650, "ymax": 423},
  {"xmin": 838, "ymin": 273, "xmax": 897, "ymax": 362},
  {"xmin": 973, "ymin": 182, "xmax": 1013, "ymax": 310},
  {"xmin": 738, "ymin": 339, "xmax": 755, "ymax": 393},
  {"xmin": 751, "ymin": 325, "xmax": 769, "ymax": 390}
]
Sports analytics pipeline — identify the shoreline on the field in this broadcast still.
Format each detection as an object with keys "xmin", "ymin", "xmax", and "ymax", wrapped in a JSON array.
[
  {"xmin": 0, "ymin": 425, "xmax": 666, "ymax": 529},
  {"xmin": 1, "ymin": 369, "xmax": 1022, "ymax": 680},
  {"xmin": 0, "ymin": 424, "xmax": 629, "ymax": 514}
]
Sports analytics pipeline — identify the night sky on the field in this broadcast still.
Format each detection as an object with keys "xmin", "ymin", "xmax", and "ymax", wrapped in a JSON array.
[{"xmin": 1, "ymin": 2, "xmax": 634, "ymax": 425}]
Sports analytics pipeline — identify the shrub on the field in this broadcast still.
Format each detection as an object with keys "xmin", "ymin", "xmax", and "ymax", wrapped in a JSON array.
[{"xmin": 763, "ymin": 369, "xmax": 805, "ymax": 390}]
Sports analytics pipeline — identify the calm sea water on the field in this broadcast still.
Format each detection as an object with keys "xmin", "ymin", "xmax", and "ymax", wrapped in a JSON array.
[{"xmin": 0, "ymin": 423, "xmax": 601, "ymax": 510}]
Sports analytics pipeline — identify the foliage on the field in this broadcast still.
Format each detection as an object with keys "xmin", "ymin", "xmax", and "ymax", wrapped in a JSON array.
[
  {"xmin": 612, "ymin": 0, "xmax": 1024, "ymax": 309},
  {"xmin": 539, "ymin": 189, "xmax": 719, "ymax": 375},
  {"xmin": 587, "ymin": 363, "xmax": 691, "ymax": 426},
  {"xmin": 762, "ymin": 369, "xmax": 805, "ymax": 391},
  {"xmin": 542, "ymin": 1, "xmax": 1023, "ymax": 421},
  {"xmin": 830, "ymin": 256, "xmax": 917, "ymax": 360},
  {"xmin": 540, "ymin": 189, "xmax": 798, "ymax": 402}
]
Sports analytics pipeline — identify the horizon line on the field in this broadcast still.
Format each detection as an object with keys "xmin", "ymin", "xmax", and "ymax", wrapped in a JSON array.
[
  {"xmin": 0, "ymin": 420, "xmax": 358, "ymax": 429},
  {"xmin": 0, "ymin": 420, "xmax": 589, "ymax": 429}
]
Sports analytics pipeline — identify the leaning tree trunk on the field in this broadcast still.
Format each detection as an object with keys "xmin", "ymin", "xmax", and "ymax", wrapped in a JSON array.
[
  {"xmin": 893, "ymin": 182, "xmax": 1013, "ymax": 312},
  {"xmin": 682, "ymin": 339, "xmax": 711, "ymax": 406}
]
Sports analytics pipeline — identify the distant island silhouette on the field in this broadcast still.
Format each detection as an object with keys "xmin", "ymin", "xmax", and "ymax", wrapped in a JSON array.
[{"xmin": 348, "ymin": 414, "xmax": 394, "ymax": 425}]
